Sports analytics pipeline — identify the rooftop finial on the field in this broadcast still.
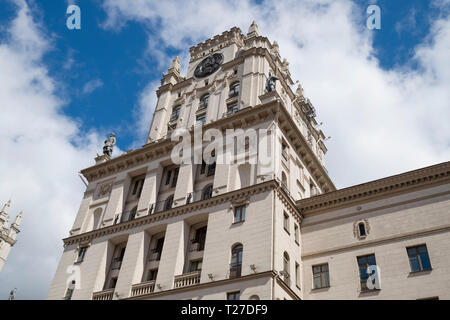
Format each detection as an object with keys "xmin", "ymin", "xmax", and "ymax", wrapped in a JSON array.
[
  {"xmin": 1, "ymin": 200, "xmax": 11, "ymax": 215},
  {"xmin": 168, "ymin": 56, "xmax": 180, "ymax": 74},
  {"xmin": 247, "ymin": 20, "xmax": 259, "ymax": 37}
]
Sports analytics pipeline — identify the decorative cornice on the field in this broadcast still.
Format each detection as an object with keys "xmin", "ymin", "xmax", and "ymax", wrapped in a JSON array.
[
  {"xmin": 63, "ymin": 180, "xmax": 277, "ymax": 246},
  {"xmin": 297, "ymin": 161, "xmax": 450, "ymax": 215}
]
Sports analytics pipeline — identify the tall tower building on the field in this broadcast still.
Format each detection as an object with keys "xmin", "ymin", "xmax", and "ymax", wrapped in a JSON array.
[
  {"xmin": 48, "ymin": 23, "xmax": 450, "ymax": 300},
  {"xmin": 0, "ymin": 200, "xmax": 22, "ymax": 272}
]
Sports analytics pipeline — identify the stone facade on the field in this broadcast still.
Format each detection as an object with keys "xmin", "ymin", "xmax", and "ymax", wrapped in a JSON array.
[{"xmin": 47, "ymin": 23, "xmax": 450, "ymax": 300}]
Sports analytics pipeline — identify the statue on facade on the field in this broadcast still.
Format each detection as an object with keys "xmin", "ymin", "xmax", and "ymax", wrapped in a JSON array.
[
  {"xmin": 103, "ymin": 133, "xmax": 116, "ymax": 158},
  {"xmin": 8, "ymin": 288, "xmax": 16, "ymax": 300},
  {"xmin": 266, "ymin": 72, "xmax": 279, "ymax": 93}
]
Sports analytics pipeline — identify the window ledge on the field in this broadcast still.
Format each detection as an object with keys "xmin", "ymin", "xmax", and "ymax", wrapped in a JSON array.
[
  {"xmin": 295, "ymin": 240, "xmax": 300, "ymax": 246},
  {"xmin": 311, "ymin": 286, "xmax": 330, "ymax": 292},
  {"xmin": 409, "ymin": 269, "xmax": 432, "ymax": 277},
  {"xmin": 232, "ymin": 221, "xmax": 245, "ymax": 226}
]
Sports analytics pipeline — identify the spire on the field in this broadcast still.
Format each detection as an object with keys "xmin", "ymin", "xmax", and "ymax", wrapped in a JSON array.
[
  {"xmin": 12, "ymin": 211, "xmax": 23, "ymax": 228},
  {"xmin": 168, "ymin": 56, "xmax": 180, "ymax": 75},
  {"xmin": 1, "ymin": 200, "xmax": 11, "ymax": 215},
  {"xmin": 247, "ymin": 20, "xmax": 260, "ymax": 38}
]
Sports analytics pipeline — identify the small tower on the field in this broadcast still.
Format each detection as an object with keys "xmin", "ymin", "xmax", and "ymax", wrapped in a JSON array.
[{"xmin": 0, "ymin": 200, "xmax": 22, "ymax": 272}]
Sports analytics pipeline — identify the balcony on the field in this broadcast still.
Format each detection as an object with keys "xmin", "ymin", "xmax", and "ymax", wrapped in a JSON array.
[
  {"xmin": 131, "ymin": 280, "xmax": 156, "ymax": 297},
  {"xmin": 281, "ymin": 271, "xmax": 291, "ymax": 287},
  {"xmin": 148, "ymin": 250, "xmax": 162, "ymax": 261},
  {"xmin": 189, "ymin": 240, "xmax": 205, "ymax": 252},
  {"xmin": 229, "ymin": 264, "xmax": 242, "ymax": 279},
  {"xmin": 111, "ymin": 257, "xmax": 123, "ymax": 270},
  {"xmin": 92, "ymin": 288, "xmax": 114, "ymax": 300},
  {"xmin": 174, "ymin": 270, "xmax": 201, "ymax": 289}
]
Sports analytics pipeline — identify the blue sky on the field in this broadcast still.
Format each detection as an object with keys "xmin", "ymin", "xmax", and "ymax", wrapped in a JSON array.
[
  {"xmin": 0, "ymin": 0, "xmax": 449, "ymax": 299},
  {"xmin": 1, "ymin": 0, "xmax": 441, "ymax": 151}
]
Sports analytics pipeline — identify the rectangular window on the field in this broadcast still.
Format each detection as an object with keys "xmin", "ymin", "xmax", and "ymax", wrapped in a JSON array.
[
  {"xmin": 147, "ymin": 269, "xmax": 158, "ymax": 281},
  {"xmin": 295, "ymin": 262, "xmax": 301, "ymax": 288},
  {"xmin": 171, "ymin": 167, "xmax": 179, "ymax": 188},
  {"xmin": 64, "ymin": 288, "xmax": 74, "ymax": 300},
  {"xmin": 206, "ymin": 162, "xmax": 216, "ymax": 177},
  {"xmin": 170, "ymin": 106, "xmax": 181, "ymax": 121},
  {"xmin": 77, "ymin": 246, "xmax": 88, "ymax": 263},
  {"xmin": 196, "ymin": 114, "xmax": 206, "ymax": 126},
  {"xmin": 313, "ymin": 263, "xmax": 330, "ymax": 289},
  {"xmin": 165, "ymin": 170, "xmax": 172, "ymax": 185},
  {"xmin": 407, "ymin": 245, "xmax": 432, "ymax": 273},
  {"xmin": 189, "ymin": 259, "xmax": 203, "ymax": 272},
  {"xmin": 227, "ymin": 291, "xmax": 240, "ymax": 300},
  {"xmin": 294, "ymin": 224, "xmax": 299, "ymax": 244},
  {"xmin": 227, "ymin": 103, "xmax": 239, "ymax": 115},
  {"xmin": 234, "ymin": 205, "xmax": 246, "ymax": 223},
  {"xmin": 283, "ymin": 212, "xmax": 290, "ymax": 233},
  {"xmin": 282, "ymin": 142, "xmax": 288, "ymax": 160},
  {"xmin": 357, "ymin": 254, "xmax": 377, "ymax": 291},
  {"xmin": 200, "ymin": 160, "xmax": 206, "ymax": 174}
]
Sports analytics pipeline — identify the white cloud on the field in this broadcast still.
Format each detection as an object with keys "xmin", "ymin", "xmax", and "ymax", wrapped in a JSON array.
[
  {"xmin": 0, "ymin": 0, "xmax": 105, "ymax": 299},
  {"xmin": 82, "ymin": 78, "xmax": 103, "ymax": 95},
  {"xmin": 101, "ymin": 0, "xmax": 450, "ymax": 188}
]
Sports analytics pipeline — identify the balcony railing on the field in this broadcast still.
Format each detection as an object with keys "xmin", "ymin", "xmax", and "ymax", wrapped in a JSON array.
[
  {"xmin": 148, "ymin": 200, "xmax": 169, "ymax": 215},
  {"xmin": 281, "ymin": 271, "xmax": 291, "ymax": 287},
  {"xmin": 189, "ymin": 240, "xmax": 205, "ymax": 252},
  {"xmin": 92, "ymin": 288, "xmax": 114, "ymax": 301},
  {"xmin": 174, "ymin": 270, "xmax": 201, "ymax": 289},
  {"xmin": 111, "ymin": 257, "xmax": 123, "ymax": 270},
  {"xmin": 131, "ymin": 280, "xmax": 156, "ymax": 297},
  {"xmin": 148, "ymin": 250, "xmax": 162, "ymax": 261},
  {"xmin": 229, "ymin": 264, "xmax": 242, "ymax": 279}
]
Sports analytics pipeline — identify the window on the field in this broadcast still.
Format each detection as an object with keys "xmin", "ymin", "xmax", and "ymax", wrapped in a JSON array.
[
  {"xmin": 229, "ymin": 82, "xmax": 240, "ymax": 98},
  {"xmin": 202, "ymin": 185, "xmax": 213, "ymax": 200},
  {"xmin": 77, "ymin": 246, "xmax": 88, "ymax": 263},
  {"xmin": 234, "ymin": 205, "xmax": 246, "ymax": 223},
  {"xmin": 282, "ymin": 142, "xmax": 288, "ymax": 160},
  {"xmin": 283, "ymin": 212, "xmax": 290, "ymax": 233},
  {"xmin": 164, "ymin": 195, "xmax": 174, "ymax": 210},
  {"xmin": 200, "ymin": 160, "xmax": 206, "ymax": 174},
  {"xmin": 295, "ymin": 262, "xmax": 301, "ymax": 288},
  {"xmin": 170, "ymin": 105, "xmax": 181, "ymax": 121},
  {"xmin": 165, "ymin": 170, "xmax": 172, "ymax": 185},
  {"xmin": 294, "ymin": 224, "xmax": 300, "ymax": 244},
  {"xmin": 147, "ymin": 269, "xmax": 158, "ymax": 281},
  {"xmin": 150, "ymin": 237, "xmax": 165, "ymax": 261},
  {"xmin": 196, "ymin": 114, "xmax": 206, "ymax": 126},
  {"xmin": 227, "ymin": 291, "xmax": 240, "ymax": 300},
  {"xmin": 357, "ymin": 254, "xmax": 378, "ymax": 291},
  {"xmin": 207, "ymin": 161, "xmax": 216, "ymax": 176},
  {"xmin": 189, "ymin": 259, "xmax": 203, "ymax": 272},
  {"xmin": 313, "ymin": 263, "xmax": 330, "ymax": 289},
  {"xmin": 192, "ymin": 227, "xmax": 207, "ymax": 251},
  {"xmin": 171, "ymin": 167, "xmax": 179, "ymax": 188},
  {"xmin": 407, "ymin": 245, "xmax": 432, "ymax": 273},
  {"xmin": 113, "ymin": 215, "xmax": 119, "ymax": 225},
  {"xmin": 227, "ymin": 103, "xmax": 239, "ymax": 115},
  {"xmin": 199, "ymin": 94, "xmax": 210, "ymax": 109},
  {"xmin": 358, "ymin": 223, "xmax": 366, "ymax": 237},
  {"xmin": 110, "ymin": 277, "xmax": 118, "ymax": 289},
  {"xmin": 129, "ymin": 206, "xmax": 137, "ymax": 221},
  {"xmin": 230, "ymin": 244, "xmax": 243, "ymax": 278},
  {"xmin": 131, "ymin": 176, "xmax": 145, "ymax": 197},
  {"xmin": 64, "ymin": 281, "xmax": 76, "ymax": 300}
]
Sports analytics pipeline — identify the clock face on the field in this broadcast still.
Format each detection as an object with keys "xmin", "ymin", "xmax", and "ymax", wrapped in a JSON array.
[{"xmin": 194, "ymin": 53, "xmax": 224, "ymax": 78}]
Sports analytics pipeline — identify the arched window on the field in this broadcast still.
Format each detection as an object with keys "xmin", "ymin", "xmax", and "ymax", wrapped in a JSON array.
[
  {"xmin": 129, "ymin": 206, "xmax": 137, "ymax": 221},
  {"xmin": 230, "ymin": 243, "xmax": 243, "ymax": 278},
  {"xmin": 199, "ymin": 93, "xmax": 210, "ymax": 109},
  {"xmin": 249, "ymin": 295, "xmax": 260, "ymax": 300},
  {"xmin": 229, "ymin": 82, "xmax": 240, "ymax": 98},
  {"xmin": 202, "ymin": 184, "xmax": 213, "ymax": 200},
  {"xmin": 164, "ymin": 195, "xmax": 174, "ymax": 211}
]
